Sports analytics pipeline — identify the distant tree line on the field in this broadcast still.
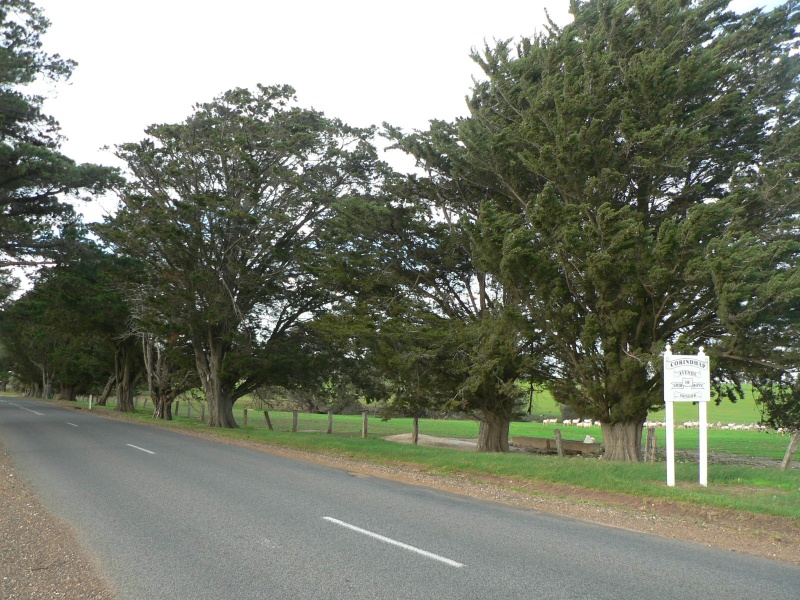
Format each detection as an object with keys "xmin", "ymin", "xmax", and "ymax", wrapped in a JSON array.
[{"xmin": 1, "ymin": 0, "xmax": 798, "ymax": 459}]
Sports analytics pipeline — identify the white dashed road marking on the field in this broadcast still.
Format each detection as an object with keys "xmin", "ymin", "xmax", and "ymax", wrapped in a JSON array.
[
  {"xmin": 9, "ymin": 403, "xmax": 44, "ymax": 415},
  {"xmin": 323, "ymin": 517, "xmax": 464, "ymax": 568},
  {"xmin": 127, "ymin": 444, "xmax": 156, "ymax": 455}
]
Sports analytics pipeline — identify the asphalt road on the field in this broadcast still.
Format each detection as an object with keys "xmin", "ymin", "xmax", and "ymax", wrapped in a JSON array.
[{"xmin": 2, "ymin": 397, "xmax": 799, "ymax": 600}]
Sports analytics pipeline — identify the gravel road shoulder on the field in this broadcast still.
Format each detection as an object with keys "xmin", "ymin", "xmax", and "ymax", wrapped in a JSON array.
[{"xmin": 1, "ymin": 443, "xmax": 114, "ymax": 599}]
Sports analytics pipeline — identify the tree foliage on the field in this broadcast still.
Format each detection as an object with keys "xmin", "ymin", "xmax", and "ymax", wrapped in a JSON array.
[
  {"xmin": 708, "ymin": 80, "xmax": 800, "ymax": 432},
  {"xmin": 318, "ymin": 120, "xmax": 543, "ymax": 451},
  {"xmin": 102, "ymin": 85, "xmax": 381, "ymax": 427},
  {"xmin": 0, "ymin": 0, "xmax": 119, "ymax": 267},
  {"xmin": 454, "ymin": 0, "xmax": 800, "ymax": 459},
  {"xmin": 0, "ymin": 240, "xmax": 134, "ymax": 399}
]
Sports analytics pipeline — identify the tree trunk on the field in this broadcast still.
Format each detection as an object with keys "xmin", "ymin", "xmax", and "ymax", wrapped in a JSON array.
[
  {"xmin": 116, "ymin": 370, "xmax": 135, "ymax": 412},
  {"xmin": 412, "ymin": 416, "xmax": 419, "ymax": 445},
  {"xmin": 59, "ymin": 385, "xmax": 77, "ymax": 402},
  {"xmin": 142, "ymin": 335, "xmax": 190, "ymax": 421},
  {"xmin": 477, "ymin": 413, "xmax": 510, "ymax": 452},
  {"xmin": 206, "ymin": 390, "xmax": 237, "ymax": 427},
  {"xmin": 601, "ymin": 420, "xmax": 644, "ymax": 461},
  {"xmin": 97, "ymin": 374, "xmax": 114, "ymax": 406},
  {"xmin": 37, "ymin": 362, "xmax": 53, "ymax": 399},
  {"xmin": 152, "ymin": 396, "xmax": 174, "ymax": 420},
  {"xmin": 780, "ymin": 431, "xmax": 800, "ymax": 471},
  {"xmin": 194, "ymin": 330, "xmax": 238, "ymax": 428},
  {"xmin": 115, "ymin": 341, "xmax": 138, "ymax": 413},
  {"xmin": 38, "ymin": 365, "xmax": 52, "ymax": 399}
]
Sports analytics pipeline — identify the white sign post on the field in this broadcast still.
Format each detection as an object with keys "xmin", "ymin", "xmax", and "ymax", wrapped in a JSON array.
[{"xmin": 663, "ymin": 345, "xmax": 710, "ymax": 487}]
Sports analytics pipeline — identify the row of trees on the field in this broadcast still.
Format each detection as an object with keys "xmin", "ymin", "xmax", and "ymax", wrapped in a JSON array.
[
  {"xmin": 0, "ymin": 0, "xmax": 121, "ymax": 398},
  {"xmin": 1, "ymin": 0, "xmax": 798, "ymax": 459}
]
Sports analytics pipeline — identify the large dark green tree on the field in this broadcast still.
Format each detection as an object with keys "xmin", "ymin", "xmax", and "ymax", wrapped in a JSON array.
[
  {"xmin": 0, "ymin": 0, "xmax": 119, "ymax": 268},
  {"xmin": 319, "ymin": 121, "xmax": 543, "ymax": 451},
  {"xmin": 0, "ymin": 241, "xmax": 134, "ymax": 400},
  {"xmin": 710, "ymin": 96, "xmax": 800, "ymax": 469},
  {"xmin": 455, "ymin": 0, "xmax": 800, "ymax": 459},
  {"xmin": 0, "ymin": 285, "xmax": 56, "ymax": 396},
  {"xmin": 102, "ymin": 85, "xmax": 381, "ymax": 428}
]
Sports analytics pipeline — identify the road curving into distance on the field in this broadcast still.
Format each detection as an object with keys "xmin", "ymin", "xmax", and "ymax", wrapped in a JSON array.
[{"xmin": 2, "ymin": 397, "xmax": 798, "ymax": 600}]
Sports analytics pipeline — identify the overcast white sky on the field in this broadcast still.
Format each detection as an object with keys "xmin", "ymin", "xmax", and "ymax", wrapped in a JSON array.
[{"xmin": 33, "ymin": 0, "xmax": 782, "ymax": 221}]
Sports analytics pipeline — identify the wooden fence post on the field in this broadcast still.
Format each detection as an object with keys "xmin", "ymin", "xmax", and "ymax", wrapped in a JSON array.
[
  {"xmin": 175, "ymin": 401, "xmax": 179, "ymax": 416},
  {"xmin": 361, "ymin": 411, "xmax": 369, "ymax": 438},
  {"xmin": 781, "ymin": 431, "xmax": 800, "ymax": 471},
  {"xmin": 292, "ymin": 410, "xmax": 298, "ymax": 433},
  {"xmin": 243, "ymin": 408, "xmax": 248, "ymax": 426},
  {"xmin": 554, "ymin": 429, "xmax": 564, "ymax": 457},
  {"xmin": 264, "ymin": 411, "xmax": 273, "ymax": 431},
  {"xmin": 645, "ymin": 427, "xmax": 657, "ymax": 463},
  {"xmin": 327, "ymin": 410, "xmax": 333, "ymax": 434},
  {"xmin": 412, "ymin": 416, "xmax": 419, "ymax": 445}
]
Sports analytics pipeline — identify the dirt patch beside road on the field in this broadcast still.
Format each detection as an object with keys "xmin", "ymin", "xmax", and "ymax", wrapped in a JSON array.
[{"xmin": 384, "ymin": 432, "xmax": 479, "ymax": 449}]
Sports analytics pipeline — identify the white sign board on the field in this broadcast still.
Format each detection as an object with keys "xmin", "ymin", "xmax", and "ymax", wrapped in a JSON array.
[
  {"xmin": 663, "ymin": 346, "xmax": 710, "ymax": 487},
  {"xmin": 664, "ymin": 354, "xmax": 711, "ymax": 403}
]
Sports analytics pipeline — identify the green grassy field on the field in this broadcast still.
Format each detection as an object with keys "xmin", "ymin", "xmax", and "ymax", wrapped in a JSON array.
[
  {"xmin": 34, "ymin": 394, "xmax": 798, "ymax": 521},
  {"xmin": 529, "ymin": 385, "xmax": 765, "ymax": 425},
  {"xmin": 218, "ymin": 395, "xmax": 786, "ymax": 460}
]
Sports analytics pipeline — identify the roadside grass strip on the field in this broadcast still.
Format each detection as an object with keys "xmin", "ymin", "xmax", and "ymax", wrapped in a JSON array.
[{"xmin": 323, "ymin": 517, "xmax": 464, "ymax": 568}]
